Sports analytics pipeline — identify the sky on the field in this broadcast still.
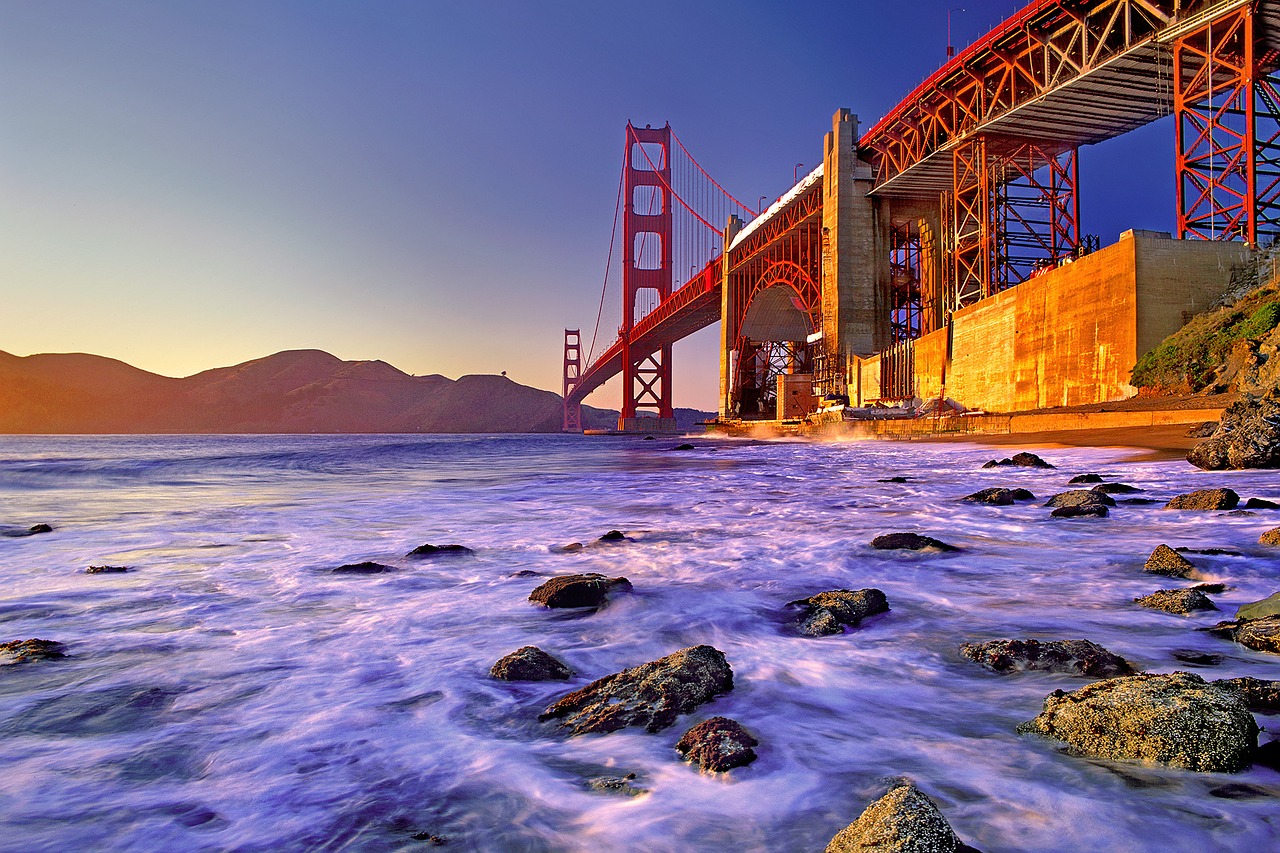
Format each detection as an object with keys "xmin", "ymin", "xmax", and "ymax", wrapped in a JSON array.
[{"xmin": 0, "ymin": 0, "xmax": 1178, "ymax": 411}]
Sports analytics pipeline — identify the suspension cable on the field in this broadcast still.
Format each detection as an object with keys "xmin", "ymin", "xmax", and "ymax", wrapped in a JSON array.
[
  {"xmin": 670, "ymin": 129, "xmax": 756, "ymax": 216},
  {"xmin": 587, "ymin": 152, "xmax": 626, "ymax": 365}
]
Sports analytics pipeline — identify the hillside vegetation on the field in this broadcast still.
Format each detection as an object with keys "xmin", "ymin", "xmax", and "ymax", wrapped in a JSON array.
[{"xmin": 1132, "ymin": 271, "xmax": 1280, "ymax": 395}]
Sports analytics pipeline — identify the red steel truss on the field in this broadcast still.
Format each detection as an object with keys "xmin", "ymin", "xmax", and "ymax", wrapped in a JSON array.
[
  {"xmin": 1174, "ymin": 4, "xmax": 1280, "ymax": 243},
  {"xmin": 621, "ymin": 123, "xmax": 674, "ymax": 422},
  {"xmin": 888, "ymin": 223, "xmax": 923, "ymax": 341},
  {"xmin": 561, "ymin": 329, "xmax": 582, "ymax": 432}
]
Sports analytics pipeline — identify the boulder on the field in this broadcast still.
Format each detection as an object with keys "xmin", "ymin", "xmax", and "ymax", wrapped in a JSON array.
[
  {"xmin": 1245, "ymin": 497, "xmax": 1280, "ymax": 509},
  {"xmin": 598, "ymin": 530, "xmax": 628, "ymax": 543},
  {"xmin": 1186, "ymin": 389, "xmax": 1280, "ymax": 470},
  {"xmin": 960, "ymin": 638, "xmax": 1135, "ymax": 678},
  {"xmin": 825, "ymin": 782, "xmax": 961, "ymax": 853},
  {"xmin": 670, "ymin": 443, "xmax": 695, "ymax": 451},
  {"xmin": 1, "ymin": 523, "xmax": 54, "ymax": 538},
  {"xmin": 1205, "ymin": 616, "xmax": 1280, "ymax": 655},
  {"xmin": 85, "ymin": 565, "xmax": 129, "ymax": 574},
  {"xmin": 878, "ymin": 476, "xmax": 912, "ymax": 483},
  {"xmin": 1187, "ymin": 420, "xmax": 1219, "ymax": 438},
  {"xmin": 1143, "ymin": 544, "xmax": 1198, "ymax": 579},
  {"xmin": 1172, "ymin": 650, "xmax": 1223, "ymax": 666},
  {"xmin": 405, "ymin": 543, "xmax": 473, "ymax": 559},
  {"xmin": 1261, "ymin": 528, "xmax": 1280, "ymax": 547},
  {"xmin": 1133, "ymin": 588, "xmax": 1218, "ymax": 615},
  {"xmin": 1193, "ymin": 582, "xmax": 1227, "ymax": 594},
  {"xmin": 675, "ymin": 716, "xmax": 759, "ymax": 771},
  {"xmin": 1213, "ymin": 676, "xmax": 1280, "ymax": 713},
  {"xmin": 870, "ymin": 533, "xmax": 959, "ymax": 552},
  {"xmin": 552, "ymin": 542, "xmax": 584, "ymax": 553},
  {"xmin": 540, "ymin": 644, "xmax": 732, "ymax": 735},
  {"xmin": 1051, "ymin": 505, "xmax": 1108, "ymax": 518},
  {"xmin": 28, "ymin": 523, "xmax": 53, "ymax": 534},
  {"xmin": 528, "ymin": 573, "xmax": 632, "ymax": 609},
  {"xmin": 332, "ymin": 561, "xmax": 395, "ymax": 574},
  {"xmin": 585, "ymin": 773, "xmax": 648, "ymax": 797},
  {"xmin": 1016, "ymin": 671, "xmax": 1258, "ymax": 772},
  {"xmin": 0, "ymin": 638, "xmax": 66, "ymax": 664},
  {"xmin": 961, "ymin": 487, "xmax": 1035, "ymax": 505},
  {"xmin": 1068, "ymin": 473, "xmax": 1105, "ymax": 484},
  {"xmin": 1045, "ymin": 490, "xmax": 1115, "ymax": 508},
  {"xmin": 1092, "ymin": 482, "xmax": 1142, "ymax": 494},
  {"xmin": 490, "ymin": 646, "xmax": 573, "ymax": 681},
  {"xmin": 1164, "ymin": 488, "xmax": 1240, "ymax": 510},
  {"xmin": 789, "ymin": 589, "xmax": 889, "ymax": 637},
  {"xmin": 1237, "ymin": 592, "xmax": 1280, "ymax": 620}
]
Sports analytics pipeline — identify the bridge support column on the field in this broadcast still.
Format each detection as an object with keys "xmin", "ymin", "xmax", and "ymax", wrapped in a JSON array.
[
  {"xmin": 822, "ymin": 109, "xmax": 889, "ymax": 378},
  {"xmin": 719, "ymin": 215, "xmax": 743, "ymax": 419},
  {"xmin": 562, "ymin": 328, "xmax": 582, "ymax": 432}
]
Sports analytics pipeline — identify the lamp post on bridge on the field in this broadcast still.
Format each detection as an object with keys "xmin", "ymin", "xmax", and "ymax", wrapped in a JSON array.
[
  {"xmin": 947, "ymin": 8, "xmax": 965, "ymax": 58},
  {"xmin": 794, "ymin": 163, "xmax": 804, "ymax": 183},
  {"xmin": 758, "ymin": 195, "xmax": 767, "ymax": 214}
]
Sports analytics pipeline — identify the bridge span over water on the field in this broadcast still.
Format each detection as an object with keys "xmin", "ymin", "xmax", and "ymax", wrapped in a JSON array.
[{"xmin": 563, "ymin": 0, "xmax": 1280, "ymax": 431}]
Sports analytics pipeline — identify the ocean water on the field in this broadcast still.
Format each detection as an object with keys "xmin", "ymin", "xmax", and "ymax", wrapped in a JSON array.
[{"xmin": 0, "ymin": 433, "xmax": 1278, "ymax": 852}]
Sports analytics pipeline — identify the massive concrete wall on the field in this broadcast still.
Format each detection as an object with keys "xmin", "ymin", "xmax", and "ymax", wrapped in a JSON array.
[{"xmin": 851, "ymin": 231, "xmax": 1249, "ymax": 411}]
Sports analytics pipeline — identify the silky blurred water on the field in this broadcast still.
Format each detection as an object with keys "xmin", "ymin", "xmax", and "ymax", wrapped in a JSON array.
[{"xmin": 0, "ymin": 433, "xmax": 1278, "ymax": 852}]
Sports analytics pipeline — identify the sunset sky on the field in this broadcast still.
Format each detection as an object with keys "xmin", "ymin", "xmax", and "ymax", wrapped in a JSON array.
[{"xmin": 0, "ymin": 0, "xmax": 1176, "ymax": 410}]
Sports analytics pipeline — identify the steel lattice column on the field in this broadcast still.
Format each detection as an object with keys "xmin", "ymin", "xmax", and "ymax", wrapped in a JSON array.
[
  {"xmin": 621, "ymin": 123, "xmax": 674, "ymax": 423},
  {"xmin": 562, "ymin": 328, "xmax": 582, "ymax": 432},
  {"xmin": 888, "ymin": 222, "xmax": 923, "ymax": 341},
  {"xmin": 994, "ymin": 145, "xmax": 1080, "ymax": 288},
  {"xmin": 950, "ymin": 137, "xmax": 993, "ymax": 312},
  {"xmin": 1174, "ymin": 5, "xmax": 1280, "ymax": 245}
]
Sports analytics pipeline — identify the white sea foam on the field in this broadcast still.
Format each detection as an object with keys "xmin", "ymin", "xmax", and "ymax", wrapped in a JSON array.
[{"xmin": 0, "ymin": 434, "xmax": 1277, "ymax": 851}]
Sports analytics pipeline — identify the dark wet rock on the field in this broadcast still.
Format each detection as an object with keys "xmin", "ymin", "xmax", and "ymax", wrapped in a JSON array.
[
  {"xmin": 789, "ymin": 589, "xmax": 889, "ymax": 637},
  {"xmin": 825, "ymin": 782, "xmax": 961, "ymax": 853},
  {"xmin": 410, "ymin": 832, "xmax": 448, "ymax": 845},
  {"xmin": 1051, "ymin": 504, "xmax": 1108, "ymax": 518},
  {"xmin": 2, "ymin": 523, "xmax": 54, "ymax": 538},
  {"xmin": 540, "ymin": 645, "xmax": 732, "ymax": 735},
  {"xmin": 1172, "ymin": 650, "xmax": 1223, "ymax": 666},
  {"xmin": 643, "ymin": 435, "xmax": 656, "ymax": 440},
  {"xmin": 1178, "ymin": 547, "xmax": 1243, "ymax": 556},
  {"xmin": 29, "ymin": 523, "xmax": 53, "ymax": 534},
  {"xmin": 1093, "ymin": 482, "xmax": 1143, "ymax": 494},
  {"xmin": 1261, "ymin": 528, "xmax": 1280, "ymax": 547},
  {"xmin": 1188, "ymin": 420, "xmax": 1219, "ymax": 438},
  {"xmin": 960, "ymin": 638, "xmax": 1135, "ymax": 678},
  {"xmin": 597, "ymin": 530, "xmax": 627, "ymax": 542},
  {"xmin": 676, "ymin": 716, "xmax": 759, "ymax": 771},
  {"xmin": 1045, "ymin": 489, "xmax": 1115, "ymax": 509},
  {"xmin": 1208, "ymin": 782, "xmax": 1271, "ymax": 800},
  {"xmin": 1186, "ymin": 389, "xmax": 1280, "ymax": 470},
  {"xmin": 1069, "ymin": 473, "xmax": 1105, "ymax": 484},
  {"xmin": 85, "ymin": 565, "xmax": 129, "ymax": 574},
  {"xmin": 1193, "ymin": 582, "xmax": 1227, "ymax": 594},
  {"xmin": 490, "ymin": 646, "xmax": 573, "ymax": 682},
  {"xmin": 1017, "ymin": 671, "xmax": 1258, "ymax": 772},
  {"xmin": 1205, "ymin": 616, "xmax": 1280, "ymax": 655},
  {"xmin": 870, "ymin": 533, "xmax": 959, "ymax": 552},
  {"xmin": 981, "ymin": 451, "xmax": 1054, "ymax": 469},
  {"xmin": 1165, "ymin": 488, "xmax": 1240, "ymax": 510},
  {"xmin": 1236, "ymin": 592, "xmax": 1280, "ymax": 620},
  {"xmin": 585, "ymin": 773, "xmax": 648, "ymax": 797},
  {"xmin": 528, "ymin": 573, "xmax": 632, "ymax": 609},
  {"xmin": 961, "ymin": 487, "xmax": 1035, "ymax": 505},
  {"xmin": 0, "ymin": 638, "xmax": 67, "ymax": 665},
  {"xmin": 670, "ymin": 443, "xmax": 695, "ymax": 451},
  {"xmin": 1245, "ymin": 497, "xmax": 1280, "ymax": 509},
  {"xmin": 405, "ymin": 543, "xmax": 473, "ymax": 559},
  {"xmin": 1143, "ymin": 544, "xmax": 1198, "ymax": 578},
  {"xmin": 1134, "ymin": 588, "xmax": 1218, "ymax": 615},
  {"xmin": 1213, "ymin": 676, "xmax": 1280, "ymax": 713},
  {"xmin": 1225, "ymin": 509, "xmax": 1259, "ymax": 517},
  {"xmin": 551, "ymin": 542, "xmax": 584, "ymax": 553},
  {"xmin": 1120, "ymin": 497, "xmax": 1160, "ymax": 505},
  {"xmin": 878, "ymin": 476, "xmax": 912, "ymax": 483},
  {"xmin": 509, "ymin": 569, "xmax": 541, "ymax": 578},
  {"xmin": 332, "ymin": 561, "xmax": 394, "ymax": 574},
  {"xmin": 1254, "ymin": 739, "xmax": 1280, "ymax": 771}
]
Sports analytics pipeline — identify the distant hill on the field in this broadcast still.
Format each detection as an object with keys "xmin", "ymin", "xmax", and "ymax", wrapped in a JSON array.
[{"xmin": 0, "ymin": 349, "xmax": 713, "ymax": 434}]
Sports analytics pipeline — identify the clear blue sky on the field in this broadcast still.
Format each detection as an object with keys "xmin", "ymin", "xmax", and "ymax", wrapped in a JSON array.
[{"xmin": 0, "ymin": 1, "xmax": 1175, "ymax": 409}]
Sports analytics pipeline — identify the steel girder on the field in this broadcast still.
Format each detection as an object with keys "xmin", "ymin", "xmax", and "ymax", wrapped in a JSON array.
[{"xmin": 888, "ymin": 223, "xmax": 924, "ymax": 342}]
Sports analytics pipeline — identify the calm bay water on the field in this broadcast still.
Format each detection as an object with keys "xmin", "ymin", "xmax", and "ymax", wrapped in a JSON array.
[{"xmin": 0, "ymin": 433, "xmax": 1278, "ymax": 852}]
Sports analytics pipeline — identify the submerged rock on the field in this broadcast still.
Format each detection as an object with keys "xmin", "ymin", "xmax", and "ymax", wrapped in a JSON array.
[
  {"xmin": 528, "ymin": 573, "xmax": 632, "ymax": 609},
  {"xmin": 1205, "ymin": 616, "xmax": 1280, "ymax": 655},
  {"xmin": 789, "ymin": 589, "xmax": 889, "ymax": 637},
  {"xmin": 1172, "ymin": 650, "xmax": 1223, "ymax": 666},
  {"xmin": 675, "ymin": 716, "xmax": 759, "ymax": 771},
  {"xmin": 961, "ymin": 487, "xmax": 1035, "ymax": 505},
  {"xmin": 332, "ymin": 561, "xmax": 394, "ymax": 574},
  {"xmin": 1143, "ymin": 544, "xmax": 1198, "ymax": 578},
  {"xmin": 585, "ymin": 773, "xmax": 648, "ymax": 797},
  {"xmin": 960, "ymin": 638, "xmax": 1135, "ymax": 678},
  {"xmin": 551, "ymin": 542, "xmax": 584, "ymax": 553},
  {"xmin": 870, "ymin": 533, "xmax": 958, "ymax": 552},
  {"xmin": 1051, "ymin": 504, "xmax": 1108, "ymax": 518},
  {"xmin": 825, "ymin": 782, "xmax": 961, "ymax": 853},
  {"xmin": 1186, "ymin": 390, "xmax": 1280, "ymax": 470},
  {"xmin": 490, "ymin": 646, "xmax": 573, "ymax": 681},
  {"xmin": 1, "ymin": 523, "xmax": 54, "ymax": 538},
  {"xmin": 1045, "ymin": 489, "xmax": 1116, "ymax": 508},
  {"xmin": 878, "ymin": 476, "xmax": 912, "ymax": 483},
  {"xmin": 670, "ymin": 443, "xmax": 695, "ymax": 451},
  {"xmin": 0, "ymin": 638, "xmax": 66, "ymax": 665},
  {"xmin": 1017, "ymin": 671, "xmax": 1258, "ymax": 772},
  {"xmin": 1069, "ymin": 473, "xmax": 1105, "ymax": 484},
  {"xmin": 1133, "ymin": 588, "xmax": 1218, "ymax": 615},
  {"xmin": 1261, "ymin": 528, "xmax": 1280, "ymax": 547},
  {"xmin": 1236, "ymin": 592, "xmax": 1280, "ymax": 620},
  {"xmin": 1093, "ymin": 482, "xmax": 1142, "ymax": 494},
  {"xmin": 85, "ymin": 565, "xmax": 129, "ymax": 574},
  {"xmin": 597, "ymin": 530, "xmax": 628, "ymax": 543},
  {"xmin": 1192, "ymin": 582, "xmax": 1227, "ymax": 594},
  {"xmin": 1165, "ymin": 488, "xmax": 1240, "ymax": 510},
  {"xmin": 1213, "ymin": 676, "xmax": 1280, "ymax": 713},
  {"xmin": 982, "ymin": 451, "xmax": 1054, "ymax": 469},
  {"xmin": 540, "ymin": 645, "xmax": 732, "ymax": 735},
  {"xmin": 405, "ymin": 543, "xmax": 473, "ymax": 559},
  {"xmin": 1245, "ymin": 497, "xmax": 1279, "ymax": 509}
]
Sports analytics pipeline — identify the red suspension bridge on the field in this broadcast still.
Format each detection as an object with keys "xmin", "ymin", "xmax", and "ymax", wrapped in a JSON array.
[{"xmin": 563, "ymin": 0, "xmax": 1280, "ymax": 431}]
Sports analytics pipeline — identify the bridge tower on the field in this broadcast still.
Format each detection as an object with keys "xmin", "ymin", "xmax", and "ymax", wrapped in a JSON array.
[
  {"xmin": 562, "ymin": 328, "xmax": 582, "ymax": 432},
  {"xmin": 619, "ymin": 123, "xmax": 676, "ymax": 432}
]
